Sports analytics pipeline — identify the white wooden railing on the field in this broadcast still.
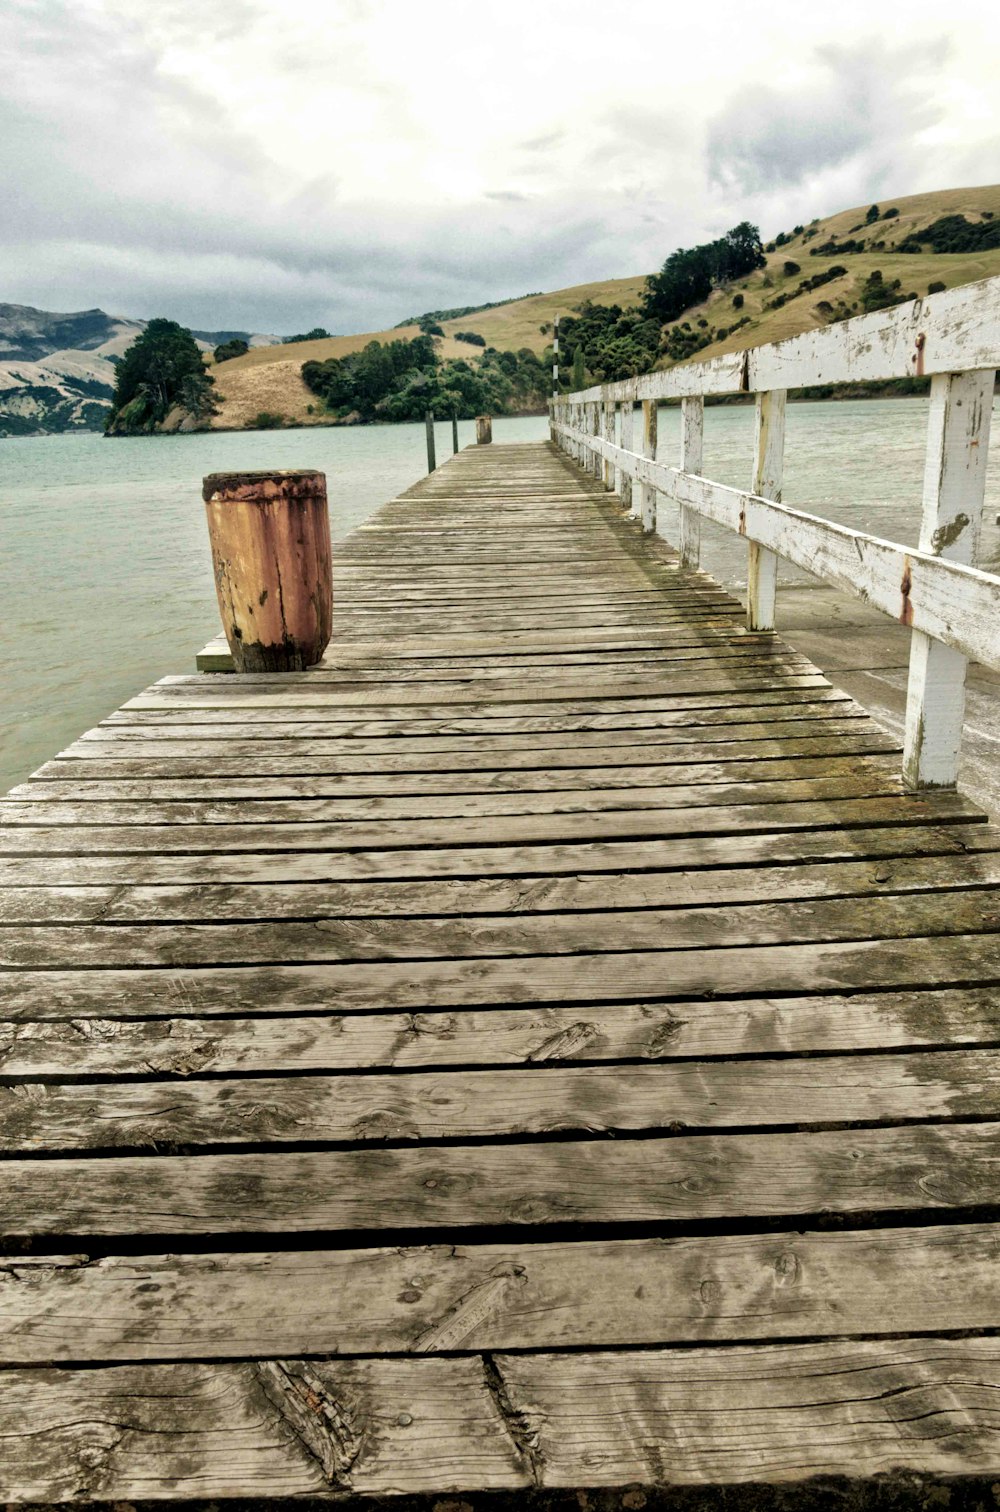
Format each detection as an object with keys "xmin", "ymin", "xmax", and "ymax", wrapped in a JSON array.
[{"xmin": 550, "ymin": 275, "xmax": 1000, "ymax": 791}]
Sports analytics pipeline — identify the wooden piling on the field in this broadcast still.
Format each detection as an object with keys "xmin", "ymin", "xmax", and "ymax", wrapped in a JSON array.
[
  {"xmin": 425, "ymin": 412, "xmax": 436, "ymax": 473},
  {"xmin": 452, "ymin": 414, "xmax": 459, "ymax": 454},
  {"xmin": 202, "ymin": 469, "xmax": 332, "ymax": 673},
  {"xmin": 475, "ymin": 414, "xmax": 493, "ymax": 445}
]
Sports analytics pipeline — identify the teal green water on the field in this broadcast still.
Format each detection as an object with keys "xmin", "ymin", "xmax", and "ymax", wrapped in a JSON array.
[
  {"xmin": 0, "ymin": 416, "xmax": 549, "ymax": 792},
  {"xmin": 2, "ymin": 400, "xmax": 997, "ymax": 793}
]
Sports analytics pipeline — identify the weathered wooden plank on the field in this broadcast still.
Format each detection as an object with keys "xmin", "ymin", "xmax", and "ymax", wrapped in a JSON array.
[
  {"xmin": 497, "ymin": 1337, "xmax": 1000, "ymax": 1486},
  {"xmin": 3, "ymin": 886, "xmax": 999, "ymax": 968},
  {"xmin": 3, "ymin": 986, "xmax": 999, "ymax": 1077},
  {"xmin": 85, "ymin": 685, "xmax": 854, "ymax": 731},
  {"xmin": 0, "ymin": 757, "xmax": 903, "ymax": 816},
  {"xmin": 0, "ymin": 791, "xmax": 978, "ymax": 855},
  {"xmin": 0, "ymin": 1356, "xmax": 526, "ymax": 1499},
  {"xmin": 20, "ymin": 729, "xmax": 897, "ymax": 786},
  {"xmin": 3, "ymin": 1122, "xmax": 999, "ymax": 1236},
  {"xmin": 5, "ymin": 846, "xmax": 998, "ymax": 926},
  {"xmin": 0, "ymin": 818, "xmax": 985, "ymax": 888},
  {"xmin": 117, "ymin": 678, "xmax": 837, "ymax": 719},
  {"xmin": 123, "ymin": 669, "xmax": 825, "ymax": 712},
  {"xmin": 3, "ymin": 1224, "xmax": 999, "ymax": 1362},
  {"xmin": 1, "ymin": 931, "xmax": 998, "ymax": 1021},
  {"xmin": 5, "ymin": 1048, "xmax": 1000, "ymax": 1153},
  {"xmin": 1, "ymin": 752, "xmax": 901, "ymax": 804}
]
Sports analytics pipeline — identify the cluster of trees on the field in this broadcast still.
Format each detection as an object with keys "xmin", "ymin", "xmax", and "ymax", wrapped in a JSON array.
[
  {"xmin": 395, "ymin": 293, "xmax": 541, "ymax": 329},
  {"xmin": 763, "ymin": 264, "xmax": 847, "ymax": 312},
  {"xmin": 301, "ymin": 335, "xmax": 551, "ymax": 421},
  {"xmin": 455, "ymin": 330, "xmax": 486, "ymax": 346},
  {"xmin": 898, "ymin": 213, "xmax": 1000, "ymax": 254},
  {"xmin": 640, "ymin": 222, "xmax": 766, "ymax": 325},
  {"xmin": 661, "ymin": 313, "xmax": 751, "ymax": 363},
  {"xmin": 213, "ymin": 337, "xmax": 249, "ymax": 363},
  {"xmin": 556, "ymin": 302, "xmax": 661, "ymax": 383},
  {"xmin": 282, "ymin": 327, "xmax": 331, "ymax": 344},
  {"xmin": 106, "ymin": 318, "xmax": 216, "ymax": 433},
  {"xmin": 814, "ymin": 270, "xmax": 919, "ymax": 325}
]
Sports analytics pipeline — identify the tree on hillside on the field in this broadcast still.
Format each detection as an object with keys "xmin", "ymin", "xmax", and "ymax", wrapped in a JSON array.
[
  {"xmin": 107, "ymin": 318, "xmax": 216, "ymax": 432},
  {"xmin": 641, "ymin": 222, "xmax": 765, "ymax": 326},
  {"xmin": 214, "ymin": 337, "xmax": 249, "ymax": 363},
  {"xmin": 572, "ymin": 346, "xmax": 586, "ymax": 389}
]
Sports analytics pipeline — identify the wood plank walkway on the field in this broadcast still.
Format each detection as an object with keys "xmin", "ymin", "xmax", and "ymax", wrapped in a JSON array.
[{"xmin": 2, "ymin": 439, "xmax": 1000, "ymax": 1502}]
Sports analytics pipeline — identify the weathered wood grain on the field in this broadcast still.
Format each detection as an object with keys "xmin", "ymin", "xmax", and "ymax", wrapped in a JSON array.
[
  {"xmin": 0, "ymin": 752, "xmax": 903, "ymax": 809},
  {"xmin": 3, "ymin": 931, "xmax": 998, "ymax": 1020},
  {"xmin": 0, "ymin": 819, "xmax": 986, "ymax": 887},
  {"xmin": 3, "ymin": 1225, "xmax": 999, "ymax": 1362},
  {"xmin": 4, "ymin": 1048, "xmax": 1000, "ymax": 1153},
  {"xmin": 16, "ymin": 731, "xmax": 898, "ymax": 789},
  {"xmin": 0, "ymin": 1355, "xmax": 525, "ymax": 1499},
  {"xmin": 2, "ymin": 886, "xmax": 999, "ymax": 967},
  {"xmin": 496, "ymin": 1337, "xmax": 1000, "ymax": 1486},
  {"xmin": 3, "ymin": 1122, "xmax": 999, "ymax": 1236},
  {"xmin": 0, "ymin": 791, "xmax": 979, "ymax": 855},
  {"xmin": 3, "ymin": 987, "xmax": 999, "ymax": 1078},
  {"xmin": 4, "ymin": 846, "xmax": 998, "ymax": 925}
]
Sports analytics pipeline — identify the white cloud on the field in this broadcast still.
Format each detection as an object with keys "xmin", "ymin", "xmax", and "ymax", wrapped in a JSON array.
[{"xmin": 1, "ymin": 0, "xmax": 998, "ymax": 332}]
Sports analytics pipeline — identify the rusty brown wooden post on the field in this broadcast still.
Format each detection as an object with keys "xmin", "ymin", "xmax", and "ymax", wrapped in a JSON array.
[
  {"xmin": 475, "ymin": 414, "xmax": 493, "ymax": 444},
  {"xmin": 203, "ymin": 469, "xmax": 332, "ymax": 673}
]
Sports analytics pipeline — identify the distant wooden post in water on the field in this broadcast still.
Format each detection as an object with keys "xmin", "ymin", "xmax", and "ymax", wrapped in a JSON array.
[
  {"xmin": 202, "ymin": 469, "xmax": 332, "ymax": 673},
  {"xmin": 476, "ymin": 414, "xmax": 492, "ymax": 445},
  {"xmin": 425, "ymin": 411, "xmax": 436, "ymax": 473},
  {"xmin": 452, "ymin": 414, "xmax": 459, "ymax": 454}
]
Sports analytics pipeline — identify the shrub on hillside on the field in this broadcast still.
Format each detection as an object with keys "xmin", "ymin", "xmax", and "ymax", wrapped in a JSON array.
[{"xmin": 213, "ymin": 338, "xmax": 249, "ymax": 363}]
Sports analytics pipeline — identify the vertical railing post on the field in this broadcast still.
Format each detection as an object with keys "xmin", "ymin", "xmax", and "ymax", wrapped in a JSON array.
[
  {"xmin": 679, "ymin": 396, "xmax": 704, "ymax": 569},
  {"xmin": 425, "ymin": 411, "xmax": 436, "ymax": 473},
  {"xmin": 590, "ymin": 402, "xmax": 602, "ymax": 481},
  {"xmin": 602, "ymin": 399, "xmax": 615, "ymax": 490},
  {"xmin": 639, "ymin": 400, "xmax": 658, "ymax": 532},
  {"xmin": 619, "ymin": 401, "xmax": 634, "ymax": 512},
  {"xmin": 747, "ymin": 389, "xmax": 785, "ymax": 630},
  {"xmin": 902, "ymin": 369, "xmax": 995, "ymax": 789},
  {"xmin": 608, "ymin": 402, "xmax": 617, "ymax": 495},
  {"xmin": 452, "ymin": 413, "xmax": 459, "ymax": 454}
]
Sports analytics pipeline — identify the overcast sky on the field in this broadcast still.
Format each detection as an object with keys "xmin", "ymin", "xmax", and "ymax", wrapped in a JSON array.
[{"xmin": 2, "ymin": 0, "xmax": 998, "ymax": 335}]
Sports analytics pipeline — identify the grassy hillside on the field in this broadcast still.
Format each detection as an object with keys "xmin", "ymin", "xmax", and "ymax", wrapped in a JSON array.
[{"xmin": 208, "ymin": 183, "xmax": 1000, "ymax": 427}]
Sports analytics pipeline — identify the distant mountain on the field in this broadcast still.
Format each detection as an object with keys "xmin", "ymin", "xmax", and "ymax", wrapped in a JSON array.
[{"xmin": 0, "ymin": 304, "xmax": 277, "ymax": 437}]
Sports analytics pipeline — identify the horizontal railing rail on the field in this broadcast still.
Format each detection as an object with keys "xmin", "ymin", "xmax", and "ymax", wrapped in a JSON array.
[{"xmin": 550, "ymin": 275, "xmax": 1000, "ymax": 790}]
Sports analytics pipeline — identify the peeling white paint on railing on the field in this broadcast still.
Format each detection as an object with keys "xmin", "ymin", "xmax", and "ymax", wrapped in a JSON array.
[{"xmin": 550, "ymin": 275, "xmax": 1000, "ymax": 790}]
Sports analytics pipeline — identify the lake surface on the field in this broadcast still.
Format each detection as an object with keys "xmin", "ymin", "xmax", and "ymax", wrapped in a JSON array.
[{"xmin": 2, "ymin": 400, "xmax": 998, "ymax": 793}]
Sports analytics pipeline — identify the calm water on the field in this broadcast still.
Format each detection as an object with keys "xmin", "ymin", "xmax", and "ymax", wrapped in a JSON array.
[{"xmin": 2, "ymin": 400, "xmax": 998, "ymax": 793}]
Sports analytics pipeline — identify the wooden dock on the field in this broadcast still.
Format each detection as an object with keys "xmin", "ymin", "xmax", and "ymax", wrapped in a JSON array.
[{"xmin": 3, "ymin": 438, "xmax": 1000, "ymax": 1501}]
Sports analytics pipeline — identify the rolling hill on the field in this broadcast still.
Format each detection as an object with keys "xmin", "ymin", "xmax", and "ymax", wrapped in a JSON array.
[{"xmin": 207, "ymin": 182, "xmax": 1000, "ymax": 429}]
